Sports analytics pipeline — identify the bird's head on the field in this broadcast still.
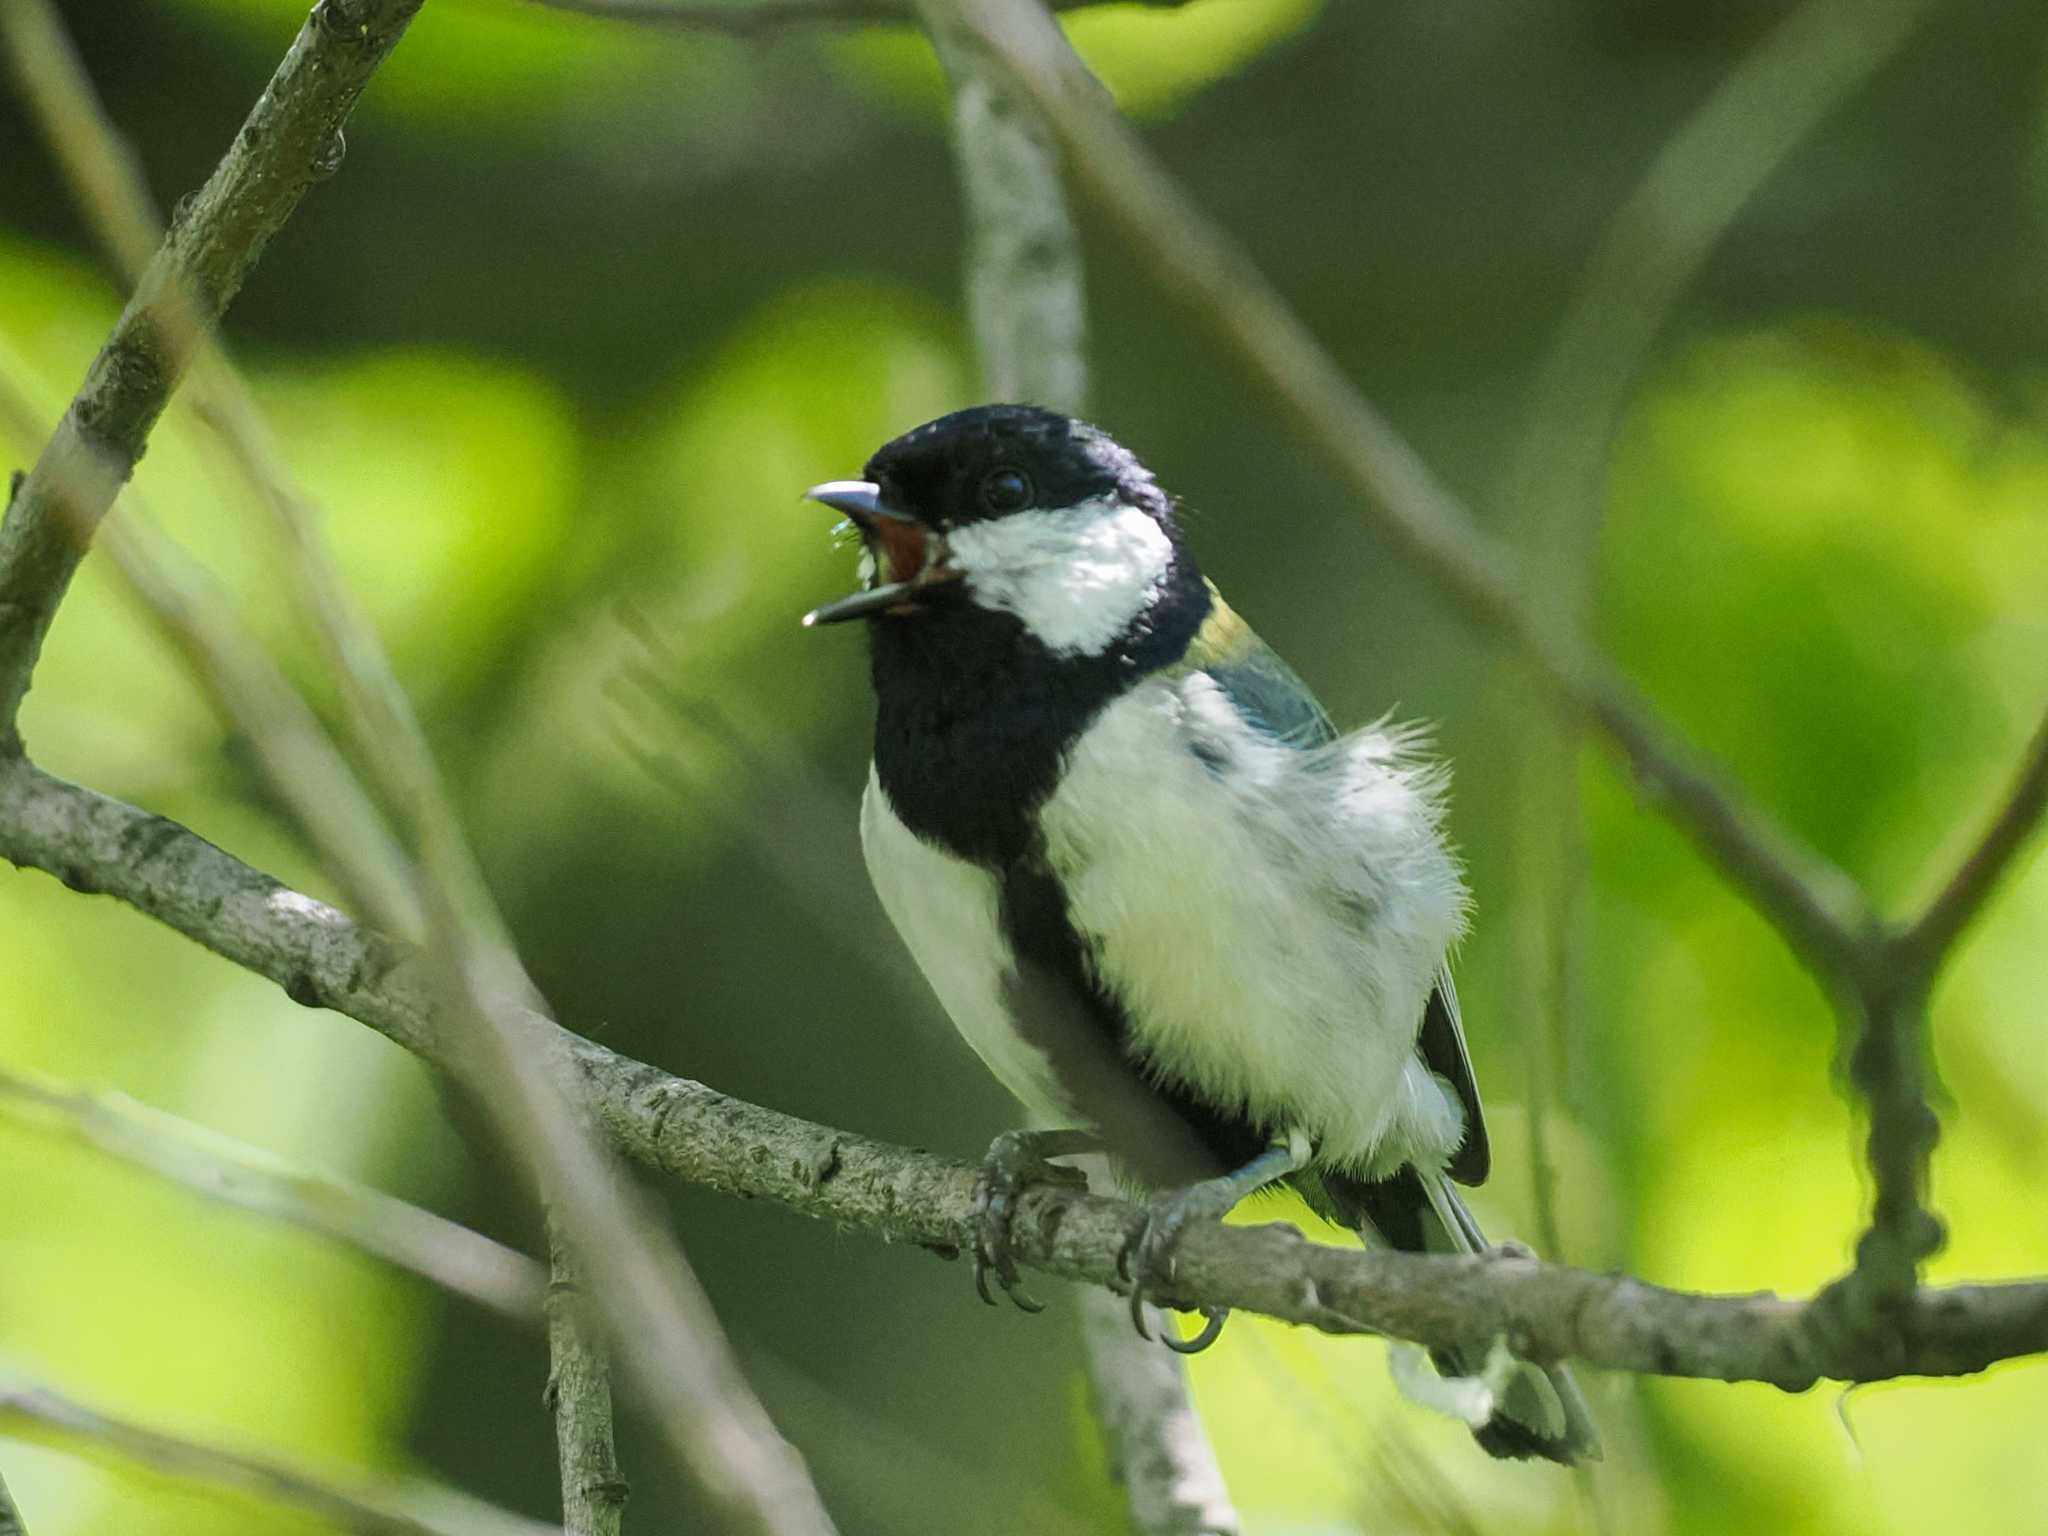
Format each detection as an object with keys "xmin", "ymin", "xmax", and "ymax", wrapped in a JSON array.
[{"xmin": 802, "ymin": 404, "xmax": 1201, "ymax": 659}]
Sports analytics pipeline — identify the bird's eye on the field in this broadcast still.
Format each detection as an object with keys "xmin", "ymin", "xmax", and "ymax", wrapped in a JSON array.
[{"xmin": 978, "ymin": 468, "xmax": 1033, "ymax": 515}]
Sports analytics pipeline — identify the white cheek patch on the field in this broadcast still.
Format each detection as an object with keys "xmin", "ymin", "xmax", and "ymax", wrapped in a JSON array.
[{"xmin": 944, "ymin": 498, "xmax": 1174, "ymax": 656}]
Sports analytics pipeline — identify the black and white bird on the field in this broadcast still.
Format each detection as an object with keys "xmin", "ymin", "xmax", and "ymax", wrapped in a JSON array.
[{"xmin": 803, "ymin": 404, "xmax": 1597, "ymax": 1464}]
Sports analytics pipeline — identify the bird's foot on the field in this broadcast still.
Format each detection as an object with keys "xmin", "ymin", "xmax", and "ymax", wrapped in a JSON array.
[
  {"xmin": 970, "ymin": 1129, "xmax": 1097, "ymax": 1313},
  {"xmin": 1117, "ymin": 1182, "xmax": 1241, "ymax": 1354},
  {"xmin": 1115, "ymin": 1136, "xmax": 1311, "ymax": 1354}
]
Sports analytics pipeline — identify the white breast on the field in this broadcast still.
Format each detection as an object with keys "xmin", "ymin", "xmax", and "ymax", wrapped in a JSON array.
[
  {"xmin": 859, "ymin": 769, "xmax": 1075, "ymax": 1126},
  {"xmin": 1036, "ymin": 674, "xmax": 1469, "ymax": 1175}
]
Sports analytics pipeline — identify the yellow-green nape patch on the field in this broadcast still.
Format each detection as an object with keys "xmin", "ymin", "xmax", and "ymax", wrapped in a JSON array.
[{"xmin": 1178, "ymin": 581, "xmax": 1258, "ymax": 672}]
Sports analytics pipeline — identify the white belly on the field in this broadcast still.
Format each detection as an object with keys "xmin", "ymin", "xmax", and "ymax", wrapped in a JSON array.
[
  {"xmin": 859, "ymin": 769, "xmax": 1074, "ymax": 1126},
  {"xmin": 1036, "ymin": 675, "xmax": 1468, "ymax": 1174}
]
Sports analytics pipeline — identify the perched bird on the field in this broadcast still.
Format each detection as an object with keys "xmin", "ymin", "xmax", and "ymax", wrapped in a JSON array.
[{"xmin": 803, "ymin": 404, "xmax": 1597, "ymax": 1464}]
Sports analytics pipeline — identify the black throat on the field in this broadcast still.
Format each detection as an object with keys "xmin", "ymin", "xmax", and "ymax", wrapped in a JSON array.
[{"xmin": 867, "ymin": 555, "xmax": 1210, "ymax": 867}]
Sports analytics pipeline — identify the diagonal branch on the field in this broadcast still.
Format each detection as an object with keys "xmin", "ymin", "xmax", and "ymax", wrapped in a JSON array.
[
  {"xmin": 0, "ymin": 0, "xmax": 425, "ymax": 747},
  {"xmin": 514, "ymin": 0, "xmax": 1179, "ymax": 33},
  {"xmin": 2, "ymin": 759, "xmax": 2043, "ymax": 1388},
  {"xmin": 0, "ymin": 1464, "xmax": 24, "ymax": 1536},
  {"xmin": 0, "ymin": 1379, "xmax": 558, "ymax": 1536},
  {"xmin": 1900, "ymin": 705, "xmax": 2048, "ymax": 974},
  {"xmin": 0, "ymin": 1065, "xmax": 546, "ymax": 1322}
]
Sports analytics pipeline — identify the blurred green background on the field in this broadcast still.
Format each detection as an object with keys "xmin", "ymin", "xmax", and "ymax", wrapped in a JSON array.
[{"xmin": 2, "ymin": 0, "xmax": 2046, "ymax": 1531}]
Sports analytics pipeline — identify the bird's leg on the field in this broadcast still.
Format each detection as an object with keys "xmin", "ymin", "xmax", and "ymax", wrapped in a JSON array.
[
  {"xmin": 971, "ymin": 1128, "xmax": 1102, "ymax": 1312},
  {"xmin": 1119, "ymin": 1130, "xmax": 1312, "ymax": 1353}
]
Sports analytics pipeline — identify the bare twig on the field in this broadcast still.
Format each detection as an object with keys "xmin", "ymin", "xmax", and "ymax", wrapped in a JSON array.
[
  {"xmin": 2, "ymin": 760, "xmax": 2043, "ymax": 1388},
  {"xmin": 514, "ymin": 0, "xmax": 1173, "ymax": 33},
  {"xmin": 544, "ymin": 1218, "xmax": 629, "ymax": 1536},
  {"xmin": 0, "ymin": 1065, "xmax": 546, "ymax": 1321},
  {"xmin": 0, "ymin": 1380, "xmax": 558, "ymax": 1536},
  {"xmin": 1509, "ymin": 0, "xmax": 1942, "ymax": 555},
  {"xmin": 1901, "ymin": 706, "xmax": 2048, "ymax": 973},
  {"xmin": 920, "ymin": 1, "xmax": 1086, "ymax": 408},
  {"xmin": 1077, "ymin": 1292, "xmax": 1238, "ymax": 1536},
  {"xmin": 0, "ymin": 0, "xmax": 161, "ymax": 273},
  {"xmin": 0, "ymin": 0, "xmax": 426, "ymax": 747},
  {"xmin": 0, "ymin": 1465, "xmax": 25, "ymax": 1536}
]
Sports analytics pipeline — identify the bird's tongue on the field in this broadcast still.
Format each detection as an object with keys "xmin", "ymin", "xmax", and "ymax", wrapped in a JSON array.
[{"xmin": 872, "ymin": 516, "xmax": 930, "ymax": 585}]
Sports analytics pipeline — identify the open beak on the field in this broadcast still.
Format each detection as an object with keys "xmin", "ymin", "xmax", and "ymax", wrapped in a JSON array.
[{"xmin": 801, "ymin": 479, "xmax": 958, "ymax": 626}]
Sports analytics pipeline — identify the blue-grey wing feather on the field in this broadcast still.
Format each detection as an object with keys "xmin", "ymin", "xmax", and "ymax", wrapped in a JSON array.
[
  {"xmin": 1202, "ymin": 638, "xmax": 1337, "ymax": 749},
  {"xmin": 1202, "ymin": 637, "xmax": 1492, "ymax": 1186}
]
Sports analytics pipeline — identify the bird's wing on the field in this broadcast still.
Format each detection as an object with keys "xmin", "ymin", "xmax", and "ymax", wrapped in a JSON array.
[
  {"xmin": 1416, "ymin": 967, "xmax": 1490, "ymax": 1184},
  {"xmin": 1182, "ymin": 585, "xmax": 1337, "ymax": 749},
  {"xmin": 1192, "ymin": 590, "xmax": 1491, "ymax": 1185}
]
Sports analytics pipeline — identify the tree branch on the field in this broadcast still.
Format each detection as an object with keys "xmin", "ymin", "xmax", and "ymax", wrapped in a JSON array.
[
  {"xmin": 0, "ymin": 1380, "xmax": 558, "ymax": 1536},
  {"xmin": 2, "ymin": 759, "xmax": 2042, "ymax": 1387},
  {"xmin": 1077, "ymin": 1291, "xmax": 1238, "ymax": 1536},
  {"xmin": 1901, "ymin": 705, "xmax": 2048, "ymax": 973},
  {"xmin": 544, "ymin": 1218, "xmax": 629, "ymax": 1536},
  {"xmin": 0, "ymin": 1464, "xmax": 25, "ymax": 1536},
  {"xmin": 0, "ymin": 0, "xmax": 426, "ymax": 747},
  {"xmin": 514, "ymin": 0, "xmax": 1174, "ymax": 34},
  {"xmin": 0, "ymin": 1065, "xmax": 547, "ymax": 1322}
]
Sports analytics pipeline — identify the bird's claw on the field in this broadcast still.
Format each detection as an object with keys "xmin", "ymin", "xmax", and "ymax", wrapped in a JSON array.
[
  {"xmin": 1118, "ymin": 1192, "xmax": 1231, "ymax": 1354},
  {"xmin": 970, "ymin": 1130, "xmax": 1089, "ymax": 1313}
]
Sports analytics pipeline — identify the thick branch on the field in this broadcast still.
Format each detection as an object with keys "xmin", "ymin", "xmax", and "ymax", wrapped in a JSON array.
[
  {"xmin": 0, "ymin": 1066, "xmax": 546, "ymax": 1321},
  {"xmin": 2, "ymin": 760, "xmax": 2041, "ymax": 1387},
  {"xmin": 0, "ymin": 0, "xmax": 425, "ymax": 746},
  {"xmin": 0, "ymin": 1380, "xmax": 557, "ymax": 1536}
]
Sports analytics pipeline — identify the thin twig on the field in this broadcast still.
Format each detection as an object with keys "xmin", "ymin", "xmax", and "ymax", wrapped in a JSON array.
[
  {"xmin": 0, "ymin": 1065, "xmax": 546, "ymax": 1322},
  {"xmin": 1900, "ymin": 706, "xmax": 2048, "ymax": 973},
  {"xmin": 0, "ymin": 0, "xmax": 426, "ymax": 747},
  {"xmin": 514, "ymin": 0, "xmax": 1170, "ymax": 33},
  {"xmin": 2, "ymin": 759, "xmax": 2043, "ymax": 1389},
  {"xmin": 0, "ymin": 1380, "xmax": 559, "ymax": 1536},
  {"xmin": 919, "ymin": 0, "xmax": 1086, "ymax": 408},
  {"xmin": 0, "ymin": 1464, "xmax": 25, "ymax": 1536},
  {"xmin": 1509, "ymin": 0, "xmax": 1943, "ymax": 556},
  {"xmin": 544, "ymin": 1218, "xmax": 629, "ymax": 1536}
]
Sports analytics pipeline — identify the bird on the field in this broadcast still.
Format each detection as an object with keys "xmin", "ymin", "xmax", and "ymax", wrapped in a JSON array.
[{"xmin": 801, "ymin": 403, "xmax": 1597, "ymax": 1464}]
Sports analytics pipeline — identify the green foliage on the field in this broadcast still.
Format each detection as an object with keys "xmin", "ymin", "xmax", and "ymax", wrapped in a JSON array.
[{"xmin": 2, "ymin": 3, "xmax": 2044, "ymax": 1534}]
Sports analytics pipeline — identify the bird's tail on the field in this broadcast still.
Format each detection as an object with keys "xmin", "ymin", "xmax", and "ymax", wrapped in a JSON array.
[{"xmin": 1332, "ymin": 1167, "xmax": 1600, "ymax": 1465}]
